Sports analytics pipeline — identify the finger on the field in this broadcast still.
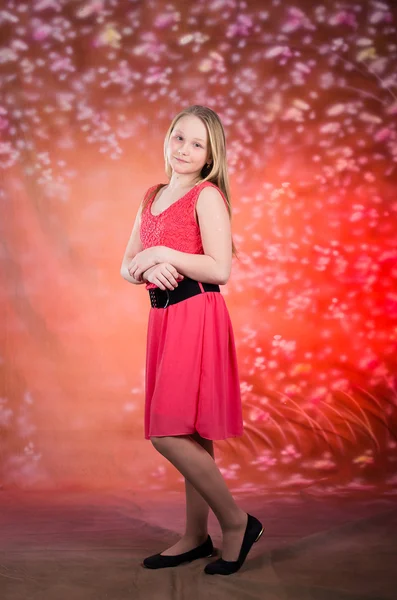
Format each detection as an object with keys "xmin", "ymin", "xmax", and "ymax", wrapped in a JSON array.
[
  {"xmin": 163, "ymin": 268, "xmax": 178, "ymax": 287},
  {"xmin": 153, "ymin": 277, "xmax": 166, "ymax": 291},
  {"xmin": 163, "ymin": 270, "xmax": 180, "ymax": 289},
  {"xmin": 158, "ymin": 273, "xmax": 176, "ymax": 290},
  {"xmin": 165, "ymin": 265, "xmax": 184, "ymax": 282},
  {"xmin": 166, "ymin": 265, "xmax": 182, "ymax": 280},
  {"xmin": 169, "ymin": 267, "xmax": 184, "ymax": 280},
  {"xmin": 159, "ymin": 274, "xmax": 175, "ymax": 290}
]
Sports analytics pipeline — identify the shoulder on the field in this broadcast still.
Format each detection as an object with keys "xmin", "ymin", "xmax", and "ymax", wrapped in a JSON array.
[
  {"xmin": 144, "ymin": 183, "xmax": 164, "ymax": 200},
  {"xmin": 196, "ymin": 182, "xmax": 228, "ymax": 210},
  {"xmin": 195, "ymin": 183, "xmax": 230, "ymax": 229},
  {"xmin": 141, "ymin": 183, "xmax": 165, "ymax": 211}
]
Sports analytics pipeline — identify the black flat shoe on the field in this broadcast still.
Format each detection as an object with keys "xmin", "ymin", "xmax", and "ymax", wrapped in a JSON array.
[
  {"xmin": 204, "ymin": 514, "xmax": 263, "ymax": 575},
  {"xmin": 142, "ymin": 535, "xmax": 214, "ymax": 569}
]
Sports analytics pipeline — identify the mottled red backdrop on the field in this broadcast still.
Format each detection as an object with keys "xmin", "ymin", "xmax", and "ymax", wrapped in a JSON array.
[{"xmin": 1, "ymin": 0, "xmax": 397, "ymax": 495}]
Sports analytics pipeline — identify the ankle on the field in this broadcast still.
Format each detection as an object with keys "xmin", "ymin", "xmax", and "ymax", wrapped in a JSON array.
[
  {"xmin": 183, "ymin": 532, "xmax": 208, "ymax": 545},
  {"xmin": 220, "ymin": 509, "xmax": 247, "ymax": 532}
]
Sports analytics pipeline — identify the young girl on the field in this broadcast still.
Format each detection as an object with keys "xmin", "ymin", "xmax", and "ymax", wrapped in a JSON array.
[{"xmin": 120, "ymin": 105, "xmax": 263, "ymax": 575}]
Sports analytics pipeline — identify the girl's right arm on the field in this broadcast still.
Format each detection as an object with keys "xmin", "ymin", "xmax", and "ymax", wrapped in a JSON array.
[
  {"xmin": 120, "ymin": 192, "xmax": 182, "ymax": 288},
  {"xmin": 120, "ymin": 203, "xmax": 146, "ymax": 285}
]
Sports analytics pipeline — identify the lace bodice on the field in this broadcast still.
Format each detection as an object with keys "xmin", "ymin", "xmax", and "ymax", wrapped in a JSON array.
[{"xmin": 140, "ymin": 180, "xmax": 227, "ymax": 289}]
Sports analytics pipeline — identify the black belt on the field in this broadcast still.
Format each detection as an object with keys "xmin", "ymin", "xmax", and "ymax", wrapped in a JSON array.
[{"xmin": 148, "ymin": 276, "xmax": 220, "ymax": 309}]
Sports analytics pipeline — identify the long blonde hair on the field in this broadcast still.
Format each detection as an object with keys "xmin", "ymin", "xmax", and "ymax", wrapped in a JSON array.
[{"xmin": 143, "ymin": 105, "xmax": 238, "ymax": 258}]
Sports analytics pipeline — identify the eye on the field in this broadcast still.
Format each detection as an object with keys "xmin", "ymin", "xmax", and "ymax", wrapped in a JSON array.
[{"xmin": 194, "ymin": 143, "xmax": 203, "ymax": 148}]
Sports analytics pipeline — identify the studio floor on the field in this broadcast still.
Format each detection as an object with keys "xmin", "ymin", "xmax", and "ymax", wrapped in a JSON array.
[{"xmin": 0, "ymin": 488, "xmax": 396, "ymax": 600}]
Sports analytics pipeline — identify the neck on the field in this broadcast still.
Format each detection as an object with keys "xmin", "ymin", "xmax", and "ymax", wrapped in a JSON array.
[{"xmin": 168, "ymin": 172, "xmax": 202, "ymax": 190}]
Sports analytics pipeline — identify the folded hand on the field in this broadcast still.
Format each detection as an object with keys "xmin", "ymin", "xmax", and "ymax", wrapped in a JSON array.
[
  {"xmin": 143, "ymin": 263, "xmax": 184, "ymax": 290},
  {"xmin": 128, "ymin": 248, "xmax": 159, "ymax": 281}
]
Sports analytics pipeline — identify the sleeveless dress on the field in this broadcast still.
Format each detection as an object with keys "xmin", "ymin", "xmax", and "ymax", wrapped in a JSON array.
[{"xmin": 140, "ymin": 180, "xmax": 244, "ymax": 440}]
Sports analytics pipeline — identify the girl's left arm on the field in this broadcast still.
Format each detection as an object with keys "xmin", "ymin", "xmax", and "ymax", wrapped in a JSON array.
[{"xmin": 156, "ymin": 186, "xmax": 232, "ymax": 285}]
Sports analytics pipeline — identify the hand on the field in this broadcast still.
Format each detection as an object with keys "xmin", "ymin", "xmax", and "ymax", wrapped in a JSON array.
[
  {"xmin": 128, "ymin": 248, "xmax": 159, "ymax": 281},
  {"xmin": 143, "ymin": 263, "xmax": 184, "ymax": 291}
]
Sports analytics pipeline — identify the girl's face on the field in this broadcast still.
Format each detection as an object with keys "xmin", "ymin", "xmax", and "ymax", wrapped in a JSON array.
[{"xmin": 167, "ymin": 115, "xmax": 211, "ymax": 177}]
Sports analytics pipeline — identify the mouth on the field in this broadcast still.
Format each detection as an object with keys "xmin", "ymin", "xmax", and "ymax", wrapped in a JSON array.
[{"xmin": 175, "ymin": 157, "xmax": 188, "ymax": 163}]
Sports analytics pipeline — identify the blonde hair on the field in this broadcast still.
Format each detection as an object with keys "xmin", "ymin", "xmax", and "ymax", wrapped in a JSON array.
[{"xmin": 143, "ymin": 105, "xmax": 238, "ymax": 258}]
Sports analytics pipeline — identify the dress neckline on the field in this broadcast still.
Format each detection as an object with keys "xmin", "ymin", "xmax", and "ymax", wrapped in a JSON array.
[{"xmin": 150, "ymin": 181, "xmax": 205, "ymax": 217}]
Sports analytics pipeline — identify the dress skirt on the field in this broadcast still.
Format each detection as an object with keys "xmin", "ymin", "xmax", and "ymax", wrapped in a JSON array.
[{"xmin": 144, "ymin": 291, "xmax": 244, "ymax": 440}]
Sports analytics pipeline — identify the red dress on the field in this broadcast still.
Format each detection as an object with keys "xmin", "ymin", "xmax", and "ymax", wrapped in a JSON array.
[{"xmin": 140, "ymin": 180, "xmax": 243, "ymax": 440}]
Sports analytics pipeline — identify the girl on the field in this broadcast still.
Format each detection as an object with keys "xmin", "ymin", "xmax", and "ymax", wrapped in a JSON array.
[{"xmin": 120, "ymin": 105, "xmax": 263, "ymax": 575}]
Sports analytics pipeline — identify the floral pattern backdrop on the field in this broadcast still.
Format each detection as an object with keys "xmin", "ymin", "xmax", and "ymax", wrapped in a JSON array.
[{"xmin": 1, "ymin": 0, "xmax": 397, "ymax": 495}]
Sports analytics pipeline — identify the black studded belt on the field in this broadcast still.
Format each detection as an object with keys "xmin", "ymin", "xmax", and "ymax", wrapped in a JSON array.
[{"xmin": 148, "ymin": 276, "xmax": 220, "ymax": 309}]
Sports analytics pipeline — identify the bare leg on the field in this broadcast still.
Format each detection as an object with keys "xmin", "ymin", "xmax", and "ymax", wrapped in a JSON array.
[
  {"xmin": 151, "ymin": 434, "xmax": 248, "ymax": 562},
  {"xmin": 160, "ymin": 433, "xmax": 213, "ymax": 555}
]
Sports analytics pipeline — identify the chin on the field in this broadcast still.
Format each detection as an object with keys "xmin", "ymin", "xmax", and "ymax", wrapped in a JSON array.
[{"xmin": 173, "ymin": 163, "xmax": 195, "ymax": 173}]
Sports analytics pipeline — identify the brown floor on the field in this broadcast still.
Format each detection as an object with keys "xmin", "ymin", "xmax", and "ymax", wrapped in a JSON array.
[{"xmin": 0, "ymin": 489, "xmax": 396, "ymax": 599}]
